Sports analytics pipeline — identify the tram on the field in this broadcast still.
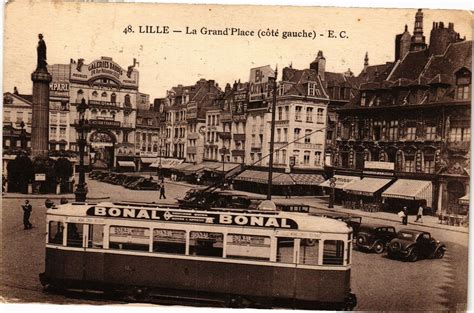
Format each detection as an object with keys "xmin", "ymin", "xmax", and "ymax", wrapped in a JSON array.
[{"xmin": 40, "ymin": 201, "xmax": 357, "ymax": 309}]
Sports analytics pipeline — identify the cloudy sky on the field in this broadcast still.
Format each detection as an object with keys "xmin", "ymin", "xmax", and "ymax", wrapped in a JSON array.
[{"xmin": 3, "ymin": 1, "xmax": 472, "ymax": 100}]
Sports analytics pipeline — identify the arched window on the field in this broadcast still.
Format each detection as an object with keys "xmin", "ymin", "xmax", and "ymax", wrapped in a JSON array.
[
  {"xmin": 101, "ymin": 110, "xmax": 107, "ymax": 117},
  {"xmin": 124, "ymin": 94, "xmax": 131, "ymax": 107},
  {"xmin": 92, "ymin": 91, "xmax": 98, "ymax": 98},
  {"xmin": 153, "ymin": 144, "xmax": 158, "ymax": 152},
  {"xmin": 111, "ymin": 93, "xmax": 117, "ymax": 103},
  {"xmin": 101, "ymin": 92, "xmax": 107, "ymax": 98},
  {"xmin": 91, "ymin": 109, "xmax": 98, "ymax": 119},
  {"xmin": 111, "ymin": 111, "xmax": 116, "ymax": 120}
]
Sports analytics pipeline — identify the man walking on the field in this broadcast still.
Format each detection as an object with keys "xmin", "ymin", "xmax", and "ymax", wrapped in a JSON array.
[
  {"xmin": 402, "ymin": 206, "xmax": 408, "ymax": 225},
  {"xmin": 159, "ymin": 181, "xmax": 166, "ymax": 199},
  {"xmin": 415, "ymin": 205, "xmax": 424, "ymax": 223},
  {"xmin": 22, "ymin": 200, "xmax": 33, "ymax": 230}
]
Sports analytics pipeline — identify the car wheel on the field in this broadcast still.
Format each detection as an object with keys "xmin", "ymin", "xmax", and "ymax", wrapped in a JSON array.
[
  {"xmin": 408, "ymin": 248, "xmax": 419, "ymax": 262},
  {"xmin": 434, "ymin": 248, "xmax": 445, "ymax": 259},
  {"xmin": 373, "ymin": 241, "xmax": 385, "ymax": 254},
  {"xmin": 355, "ymin": 235, "xmax": 366, "ymax": 248}
]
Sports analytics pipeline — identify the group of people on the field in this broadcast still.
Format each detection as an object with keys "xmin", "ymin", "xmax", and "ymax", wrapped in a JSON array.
[{"xmin": 399, "ymin": 205, "xmax": 424, "ymax": 225}]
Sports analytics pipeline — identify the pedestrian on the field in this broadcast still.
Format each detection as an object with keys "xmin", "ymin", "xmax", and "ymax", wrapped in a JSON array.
[
  {"xmin": 415, "ymin": 205, "xmax": 424, "ymax": 223},
  {"xmin": 159, "ymin": 181, "xmax": 166, "ymax": 199},
  {"xmin": 402, "ymin": 206, "xmax": 408, "ymax": 225},
  {"xmin": 22, "ymin": 200, "xmax": 33, "ymax": 230},
  {"xmin": 285, "ymin": 186, "xmax": 291, "ymax": 199}
]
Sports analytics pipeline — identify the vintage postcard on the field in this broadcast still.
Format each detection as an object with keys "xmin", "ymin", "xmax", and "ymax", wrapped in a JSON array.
[{"xmin": 1, "ymin": 0, "xmax": 472, "ymax": 311}]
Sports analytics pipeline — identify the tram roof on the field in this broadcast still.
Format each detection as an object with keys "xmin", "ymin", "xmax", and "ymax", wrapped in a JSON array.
[{"xmin": 47, "ymin": 201, "xmax": 352, "ymax": 234}]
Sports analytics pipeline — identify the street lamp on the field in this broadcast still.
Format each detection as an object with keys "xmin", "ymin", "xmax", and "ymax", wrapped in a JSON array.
[
  {"xmin": 74, "ymin": 98, "xmax": 89, "ymax": 202},
  {"xmin": 19, "ymin": 121, "xmax": 27, "ymax": 151},
  {"xmin": 221, "ymin": 143, "xmax": 227, "ymax": 186},
  {"xmin": 328, "ymin": 177, "xmax": 336, "ymax": 208}
]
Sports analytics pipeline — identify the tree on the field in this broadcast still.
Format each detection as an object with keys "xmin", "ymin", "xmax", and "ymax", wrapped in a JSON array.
[{"xmin": 54, "ymin": 157, "xmax": 73, "ymax": 193}]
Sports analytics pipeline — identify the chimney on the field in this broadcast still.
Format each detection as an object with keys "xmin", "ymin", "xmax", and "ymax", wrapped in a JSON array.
[
  {"xmin": 364, "ymin": 52, "xmax": 369, "ymax": 72},
  {"xmin": 310, "ymin": 50, "xmax": 326, "ymax": 80}
]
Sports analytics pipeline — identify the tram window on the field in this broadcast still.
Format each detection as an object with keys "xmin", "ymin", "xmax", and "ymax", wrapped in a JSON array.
[
  {"xmin": 48, "ymin": 221, "xmax": 64, "ymax": 245},
  {"xmin": 66, "ymin": 223, "xmax": 84, "ymax": 248},
  {"xmin": 109, "ymin": 226, "xmax": 150, "ymax": 252},
  {"xmin": 153, "ymin": 229, "xmax": 185, "ymax": 254},
  {"xmin": 226, "ymin": 234, "xmax": 271, "ymax": 261},
  {"xmin": 299, "ymin": 239, "xmax": 319, "ymax": 265},
  {"xmin": 88, "ymin": 224, "xmax": 104, "ymax": 248},
  {"xmin": 277, "ymin": 237, "xmax": 295, "ymax": 263},
  {"xmin": 323, "ymin": 240, "xmax": 344, "ymax": 265},
  {"xmin": 189, "ymin": 231, "xmax": 223, "ymax": 257}
]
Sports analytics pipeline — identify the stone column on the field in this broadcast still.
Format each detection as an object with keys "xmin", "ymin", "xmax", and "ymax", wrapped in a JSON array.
[{"xmin": 31, "ymin": 67, "xmax": 52, "ymax": 157}]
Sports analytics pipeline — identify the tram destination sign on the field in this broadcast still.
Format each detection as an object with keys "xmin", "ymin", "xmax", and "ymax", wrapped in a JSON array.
[{"xmin": 87, "ymin": 206, "xmax": 298, "ymax": 229}]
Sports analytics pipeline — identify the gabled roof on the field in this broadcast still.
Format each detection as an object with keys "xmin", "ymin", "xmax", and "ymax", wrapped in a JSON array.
[
  {"xmin": 3, "ymin": 92, "xmax": 33, "ymax": 106},
  {"xmin": 387, "ymin": 50, "xmax": 430, "ymax": 81},
  {"xmin": 359, "ymin": 63, "xmax": 396, "ymax": 83},
  {"xmin": 420, "ymin": 40, "xmax": 472, "ymax": 85}
]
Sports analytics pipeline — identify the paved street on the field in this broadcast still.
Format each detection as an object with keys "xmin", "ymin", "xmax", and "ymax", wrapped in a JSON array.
[{"xmin": 0, "ymin": 177, "xmax": 468, "ymax": 310}]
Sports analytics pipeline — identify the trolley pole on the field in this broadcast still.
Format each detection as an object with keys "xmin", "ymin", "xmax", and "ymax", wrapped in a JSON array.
[{"xmin": 266, "ymin": 66, "xmax": 278, "ymax": 200}]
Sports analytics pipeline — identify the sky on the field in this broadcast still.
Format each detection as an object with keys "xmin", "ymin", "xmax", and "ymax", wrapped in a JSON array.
[{"xmin": 3, "ymin": 1, "xmax": 472, "ymax": 101}]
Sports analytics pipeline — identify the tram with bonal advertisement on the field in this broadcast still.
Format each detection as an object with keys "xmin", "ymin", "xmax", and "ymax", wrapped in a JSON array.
[{"xmin": 40, "ymin": 201, "xmax": 357, "ymax": 310}]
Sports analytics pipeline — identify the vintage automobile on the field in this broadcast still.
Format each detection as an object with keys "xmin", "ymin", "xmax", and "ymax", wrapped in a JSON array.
[
  {"xmin": 386, "ymin": 229, "xmax": 446, "ymax": 262},
  {"xmin": 354, "ymin": 224, "xmax": 397, "ymax": 254},
  {"xmin": 310, "ymin": 211, "xmax": 362, "ymax": 236}
]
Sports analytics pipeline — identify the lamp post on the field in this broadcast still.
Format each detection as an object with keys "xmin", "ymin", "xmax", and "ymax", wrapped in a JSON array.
[
  {"xmin": 221, "ymin": 143, "xmax": 227, "ymax": 186},
  {"xmin": 74, "ymin": 98, "xmax": 89, "ymax": 202},
  {"xmin": 329, "ymin": 176, "xmax": 336, "ymax": 208},
  {"xmin": 19, "ymin": 121, "xmax": 27, "ymax": 151},
  {"xmin": 266, "ymin": 66, "xmax": 278, "ymax": 200}
]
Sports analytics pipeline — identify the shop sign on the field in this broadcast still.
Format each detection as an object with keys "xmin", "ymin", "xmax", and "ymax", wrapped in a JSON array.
[
  {"xmin": 70, "ymin": 57, "xmax": 138, "ymax": 87},
  {"xmin": 35, "ymin": 173, "xmax": 46, "ymax": 181},
  {"xmin": 249, "ymin": 65, "xmax": 274, "ymax": 102},
  {"xmin": 364, "ymin": 161, "xmax": 394, "ymax": 170}
]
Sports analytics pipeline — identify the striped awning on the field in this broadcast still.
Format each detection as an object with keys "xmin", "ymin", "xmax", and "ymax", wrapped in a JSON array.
[
  {"xmin": 290, "ymin": 173, "xmax": 325, "ymax": 186},
  {"xmin": 117, "ymin": 161, "xmax": 136, "ymax": 167},
  {"xmin": 235, "ymin": 170, "xmax": 270, "ymax": 184},
  {"xmin": 235, "ymin": 170, "xmax": 295, "ymax": 185},
  {"xmin": 150, "ymin": 158, "xmax": 183, "ymax": 169},
  {"xmin": 344, "ymin": 177, "xmax": 392, "ymax": 196},
  {"xmin": 210, "ymin": 163, "xmax": 241, "ymax": 173},
  {"xmin": 319, "ymin": 175, "xmax": 362, "ymax": 189},
  {"xmin": 181, "ymin": 163, "xmax": 206, "ymax": 175},
  {"xmin": 173, "ymin": 162, "xmax": 194, "ymax": 171},
  {"xmin": 140, "ymin": 157, "xmax": 156, "ymax": 164},
  {"xmin": 201, "ymin": 161, "xmax": 223, "ymax": 171},
  {"xmin": 459, "ymin": 194, "xmax": 469, "ymax": 206},
  {"xmin": 382, "ymin": 179, "xmax": 433, "ymax": 205}
]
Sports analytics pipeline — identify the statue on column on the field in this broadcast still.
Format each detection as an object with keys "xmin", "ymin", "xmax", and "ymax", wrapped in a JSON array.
[{"xmin": 37, "ymin": 33, "xmax": 47, "ymax": 70}]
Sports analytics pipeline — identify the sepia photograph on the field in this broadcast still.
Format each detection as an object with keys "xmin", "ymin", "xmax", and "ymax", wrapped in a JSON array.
[{"xmin": 1, "ymin": 0, "xmax": 472, "ymax": 311}]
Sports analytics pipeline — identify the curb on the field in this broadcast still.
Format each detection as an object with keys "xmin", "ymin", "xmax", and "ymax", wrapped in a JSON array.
[{"xmin": 308, "ymin": 205, "xmax": 468, "ymax": 234}]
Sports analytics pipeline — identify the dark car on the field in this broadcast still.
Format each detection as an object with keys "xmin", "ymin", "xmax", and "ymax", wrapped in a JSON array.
[
  {"xmin": 310, "ymin": 211, "xmax": 362, "ymax": 235},
  {"xmin": 354, "ymin": 224, "xmax": 397, "ymax": 254},
  {"xmin": 386, "ymin": 229, "xmax": 446, "ymax": 262}
]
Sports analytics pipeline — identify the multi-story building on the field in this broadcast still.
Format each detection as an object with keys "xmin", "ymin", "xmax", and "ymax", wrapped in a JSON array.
[
  {"xmin": 65, "ymin": 56, "xmax": 140, "ymax": 169},
  {"xmin": 2, "ymin": 89, "xmax": 32, "ymax": 153},
  {"xmin": 135, "ymin": 107, "xmax": 162, "ymax": 170},
  {"xmin": 330, "ymin": 10, "xmax": 470, "ymax": 215}
]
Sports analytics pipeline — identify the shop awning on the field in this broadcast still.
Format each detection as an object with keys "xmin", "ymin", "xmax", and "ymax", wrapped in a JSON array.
[
  {"xmin": 181, "ymin": 163, "xmax": 207, "ymax": 175},
  {"xmin": 235, "ymin": 170, "xmax": 270, "ymax": 184},
  {"xmin": 344, "ymin": 177, "xmax": 392, "ymax": 196},
  {"xmin": 290, "ymin": 173, "xmax": 325, "ymax": 186},
  {"xmin": 209, "ymin": 163, "xmax": 241, "ymax": 173},
  {"xmin": 319, "ymin": 175, "xmax": 362, "ymax": 189},
  {"xmin": 459, "ymin": 194, "xmax": 469, "ymax": 206},
  {"xmin": 382, "ymin": 179, "xmax": 433, "ymax": 205},
  {"xmin": 140, "ymin": 157, "xmax": 156, "ymax": 164},
  {"xmin": 117, "ymin": 161, "xmax": 136, "ymax": 167},
  {"xmin": 201, "ymin": 161, "xmax": 223, "ymax": 171},
  {"xmin": 173, "ymin": 162, "xmax": 194, "ymax": 171},
  {"xmin": 150, "ymin": 158, "xmax": 183, "ymax": 169},
  {"xmin": 272, "ymin": 173, "xmax": 295, "ymax": 185}
]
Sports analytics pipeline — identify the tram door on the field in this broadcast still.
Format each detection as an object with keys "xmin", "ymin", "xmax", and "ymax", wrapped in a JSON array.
[
  {"xmin": 83, "ymin": 224, "xmax": 106, "ymax": 285},
  {"xmin": 273, "ymin": 237, "xmax": 298, "ymax": 300}
]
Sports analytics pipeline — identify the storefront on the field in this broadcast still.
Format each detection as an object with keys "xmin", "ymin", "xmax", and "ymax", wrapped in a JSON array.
[
  {"xmin": 381, "ymin": 179, "xmax": 433, "ymax": 214},
  {"xmin": 343, "ymin": 177, "xmax": 393, "ymax": 211},
  {"xmin": 319, "ymin": 175, "xmax": 362, "ymax": 204}
]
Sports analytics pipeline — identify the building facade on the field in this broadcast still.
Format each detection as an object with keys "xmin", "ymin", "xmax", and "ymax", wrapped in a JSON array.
[{"xmin": 329, "ymin": 12, "xmax": 470, "ymax": 214}]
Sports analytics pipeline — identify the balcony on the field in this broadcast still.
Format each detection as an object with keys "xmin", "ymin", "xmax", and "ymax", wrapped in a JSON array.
[
  {"xmin": 447, "ymin": 141, "xmax": 470, "ymax": 154},
  {"xmin": 218, "ymin": 131, "xmax": 232, "ymax": 140},
  {"xmin": 187, "ymin": 146, "xmax": 197, "ymax": 154},
  {"xmin": 187, "ymin": 132, "xmax": 200, "ymax": 140},
  {"xmin": 122, "ymin": 122, "xmax": 134, "ymax": 129},
  {"xmin": 233, "ymin": 133, "xmax": 246, "ymax": 141},
  {"xmin": 294, "ymin": 142, "xmax": 323, "ymax": 150},
  {"xmin": 251, "ymin": 144, "xmax": 262, "ymax": 151},
  {"xmin": 231, "ymin": 149, "xmax": 245, "ymax": 157},
  {"xmin": 88, "ymin": 100, "xmax": 121, "ymax": 108},
  {"xmin": 221, "ymin": 112, "xmax": 232, "ymax": 122},
  {"xmin": 275, "ymin": 119, "xmax": 289, "ymax": 126}
]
